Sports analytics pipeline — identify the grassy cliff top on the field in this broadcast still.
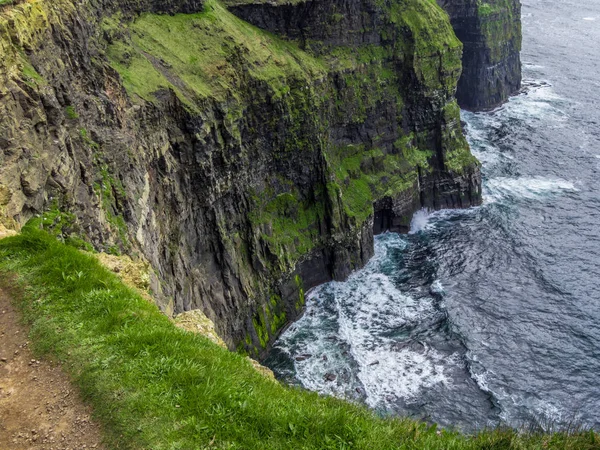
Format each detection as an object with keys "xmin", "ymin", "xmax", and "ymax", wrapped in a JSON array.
[
  {"xmin": 0, "ymin": 226, "xmax": 598, "ymax": 449},
  {"xmin": 105, "ymin": 0, "xmax": 326, "ymax": 105}
]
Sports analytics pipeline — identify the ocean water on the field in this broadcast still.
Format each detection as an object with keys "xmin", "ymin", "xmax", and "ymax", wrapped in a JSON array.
[{"xmin": 264, "ymin": 0, "xmax": 600, "ymax": 431}]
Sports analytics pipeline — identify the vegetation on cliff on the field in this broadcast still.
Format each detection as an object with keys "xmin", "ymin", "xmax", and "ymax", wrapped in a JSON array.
[
  {"xmin": 0, "ymin": 228, "xmax": 598, "ymax": 449},
  {"xmin": 0, "ymin": 0, "xmax": 481, "ymax": 361},
  {"xmin": 103, "ymin": 0, "xmax": 476, "ymax": 241},
  {"xmin": 440, "ymin": 0, "xmax": 522, "ymax": 109},
  {"xmin": 95, "ymin": 0, "xmax": 481, "ymax": 353}
]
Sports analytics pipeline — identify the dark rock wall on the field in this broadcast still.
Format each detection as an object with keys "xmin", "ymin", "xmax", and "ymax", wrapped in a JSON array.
[
  {"xmin": 437, "ymin": 0, "xmax": 522, "ymax": 110},
  {"xmin": 0, "ymin": 0, "xmax": 483, "ymax": 357},
  {"xmin": 227, "ymin": 0, "xmax": 483, "ymax": 217}
]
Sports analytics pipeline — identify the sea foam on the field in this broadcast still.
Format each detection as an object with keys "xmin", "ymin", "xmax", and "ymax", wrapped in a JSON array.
[
  {"xmin": 275, "ymin": 234, "xmax": 456, "ymax": 409},
  {"xmin": 485, "ymin": 176, "xmax": 578, "ymax": 202}
]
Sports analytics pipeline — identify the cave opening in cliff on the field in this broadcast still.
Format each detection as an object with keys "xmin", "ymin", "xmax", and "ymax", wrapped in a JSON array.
[
  {"xmin": 373, "ymin": 206, "xmax": 410, "ymax": 235},
  {"xmin": 373, "ymin": 208, "xmax": 394, "ymax": 235}
]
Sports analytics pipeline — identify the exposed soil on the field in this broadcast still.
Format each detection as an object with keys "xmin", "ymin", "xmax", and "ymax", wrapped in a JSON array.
[{"xmin": 0, "ymin": 286, "xmax": 105, "ymax": 450}]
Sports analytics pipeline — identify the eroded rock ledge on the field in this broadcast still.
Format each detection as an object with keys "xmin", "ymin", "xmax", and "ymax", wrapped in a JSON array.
[{"xmin": 0, "ymin": 0, "xmax": 487, "ymax": 357}]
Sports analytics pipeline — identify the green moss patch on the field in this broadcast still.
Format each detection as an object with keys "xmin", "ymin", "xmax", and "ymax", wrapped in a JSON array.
[
  {"xmin": 327, "ymin": 136, "xmax": 430, "ymax": 227},
  {"xmin": 249, "ymin": 183, "xmax": 327, "ymax": 269},
  {"xmin": 106, "ymin": 0, "xmax": 325, "ymax": 105}
]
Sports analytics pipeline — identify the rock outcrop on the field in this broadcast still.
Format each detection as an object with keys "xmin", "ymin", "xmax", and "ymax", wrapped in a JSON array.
[
  {"xmin": 437, "ymin": 0, "xmax": 522, "ymax": 110},
  {"xmin": 174, "ymin": 310, "xmax": 228, "ymax": 348},
  {"xmin": 0, "ymin": 0, "xmax": 486, "ymax": 356}
]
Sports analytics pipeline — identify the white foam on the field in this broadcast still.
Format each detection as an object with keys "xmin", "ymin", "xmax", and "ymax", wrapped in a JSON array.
[
  {"xmin": 462, "ymin": 112, "xmax": 506, "ymax": 170},
  {"xmin": 408, "ymin": 207, "xmax": 479, "ymax": 235},
  {"xmin": 583, "ymin": 17, "xmax": 596, "ymax": 21},
  {"xmin": 507, "ymin": 94, "xmax": 568, "ymax": 122},
  {"xmin": 409, "ymin": 209, "xmax": 430, "ymax": 234},
  {"xmin": 532, "ymin": 401, "xmax": 564, "ymax": 427},
  {"xmin": 470, "ymin": 371, "xmax": 491, "ymax": 395},
  {"xmin": 358, "ymin": 345, "xmax": 450, "ymax": 407},
  {"xmin": 485, "ymin": 176, "xmax": 578, "ymax": 202},
  {"xmin": 469, "ymin": 143, "xmax": 503, "ymax": 167},
  {"xmin": 462, "ymin": 80, "xmax": 579, "ymax": 207},
  {"xmin": 523, "ymin": 63, "xmax": 545, "ymax": 69},
  {"xmin": 430, "ymin": 280, "xmax": 445, "ymax": 295},
  {"xmin": 465, "ymin": 79, "xmax": 569, "ymax": 132},
  {"xmin": 277, "ymin": 233, "xmax": 455, "ymax": 408},
  {"xmin": 500, "ymin": 398, "xmax": 568, "ymax": 432}
]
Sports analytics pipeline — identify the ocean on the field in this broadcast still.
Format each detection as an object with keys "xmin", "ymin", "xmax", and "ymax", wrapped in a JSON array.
[{"xmin": 265, "ymin": 0, "xmax": 600, "ymax": 431}]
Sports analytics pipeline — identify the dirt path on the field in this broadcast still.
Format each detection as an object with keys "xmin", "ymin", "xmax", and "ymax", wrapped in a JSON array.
[{"xmin": 0, "ymin": 286, "xmax": 106, "ymax": 450}]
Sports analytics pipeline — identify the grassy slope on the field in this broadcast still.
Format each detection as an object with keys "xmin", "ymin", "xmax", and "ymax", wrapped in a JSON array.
[
  {"xmin": 0, "ymin": 226, "xmax": 598, "ymax": 449},
  {"xmin": 105, "ymin": 0, "xmax": 326, "ymax": 105}
]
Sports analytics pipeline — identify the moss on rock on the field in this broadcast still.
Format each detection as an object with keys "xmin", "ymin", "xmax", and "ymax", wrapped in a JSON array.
[{"xmin": 0, "ymin": 0, "xmax": 481, "ymax": 355}]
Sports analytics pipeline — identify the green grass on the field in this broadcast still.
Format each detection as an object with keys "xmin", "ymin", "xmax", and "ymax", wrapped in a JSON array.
[
  {"xmin": 21, "ymin": 57, "xmax": 45, "ymax": 86},
  {"xmin": 65, "ymin": 105, "xmax": 79, "ymax": 119},
  {"xmin": 1, "ymin": 226, "xmax": 599, "ymax": 449},
  {"xmin": 105, "ymin": 0, "xmax": 325, "ymax": 105}
]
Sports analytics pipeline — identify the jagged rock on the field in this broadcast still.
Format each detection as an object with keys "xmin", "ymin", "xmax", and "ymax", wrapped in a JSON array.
[
  {"xmin": 324, "ymin": 373, "xmax": 337, "ymax": 382},
  {"xmin": 247, "ymin": 357, "xmax": 277, "ymax": 381},
  {"xmin": 0, "ymin": 224, "xmax": 17, "ymax": 240},
  {"xmin": 174, "ymin": 310, "xmax": 228, "ymax": 349},
  {"xmin": 95, "ymin": 252, "xmax": 152, "ymax": 295},
  {"xmin": 0, "ymin": 0, "xmax": 513, "ymax": 359}
]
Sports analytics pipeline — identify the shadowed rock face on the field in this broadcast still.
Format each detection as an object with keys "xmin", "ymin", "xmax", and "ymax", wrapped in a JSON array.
[
  {"xmin": 437, "ymin": 0, "xmax": 522, "ymax": 110},
  {"xmin": 0, "ymin": 0, "xmax": 481, "ymax": 356}
]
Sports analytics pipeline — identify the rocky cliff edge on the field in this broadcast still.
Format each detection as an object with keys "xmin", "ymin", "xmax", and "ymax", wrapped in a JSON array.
[{"xmin": 0, "ymin": 0, "xmax": 484, "ymax": 355}]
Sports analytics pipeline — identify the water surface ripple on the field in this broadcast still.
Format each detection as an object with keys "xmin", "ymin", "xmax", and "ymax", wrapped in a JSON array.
[{"xmin": 265, "ymin": 0, "xmax": 600, "ymax": 431}]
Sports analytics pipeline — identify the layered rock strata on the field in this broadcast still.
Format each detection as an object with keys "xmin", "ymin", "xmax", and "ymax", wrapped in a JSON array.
[
  {"xmin": 0, "ymin": 0, "xmax": 483, "ymax": 356},
  {"xmin": 437, "ymin": 0, "xmax": 522, "ymax": 110}
]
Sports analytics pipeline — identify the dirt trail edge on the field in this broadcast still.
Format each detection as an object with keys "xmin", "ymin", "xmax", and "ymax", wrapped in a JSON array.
[{"xmin": 0, "ymin": 286, "xmax": 106, "ymax": 450}]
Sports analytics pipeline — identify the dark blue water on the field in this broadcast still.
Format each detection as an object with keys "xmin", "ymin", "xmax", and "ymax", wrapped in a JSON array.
[{"xmin": 265, "ymin": 0, "xmax": 600, "ymax": 431}]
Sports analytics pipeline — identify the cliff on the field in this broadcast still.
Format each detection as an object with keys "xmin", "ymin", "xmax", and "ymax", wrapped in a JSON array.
[
  {"xmin": 437, "ymin": 0, "xmax": 522, "ymax": 110},
  {"xmin": 0, "ymin": 0, "xmax": 484, "ymax": 356}
]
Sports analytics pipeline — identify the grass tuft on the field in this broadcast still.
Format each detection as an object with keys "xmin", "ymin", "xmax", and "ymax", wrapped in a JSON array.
[{"xmin": 0, "ymin": 227, "xmax": 599, "ymax": 449}]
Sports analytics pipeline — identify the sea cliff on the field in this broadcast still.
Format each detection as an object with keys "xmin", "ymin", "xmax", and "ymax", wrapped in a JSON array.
[
  {"xmin": 0, "ymin": 0, "xmax": 520, "ymax": 355},
  {"xmin": 438, "ymin": 0, "xmax": 522, "ymax": 109}
]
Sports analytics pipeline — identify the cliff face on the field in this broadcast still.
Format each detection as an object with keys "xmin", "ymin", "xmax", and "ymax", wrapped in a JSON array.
[
  {"xmin": 0, "ymin": 0, "xmax": 481, "ymax": 356},
  {"xmin": 437, "ymin": 0, "xmax": 522, "ymax": 110}
]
